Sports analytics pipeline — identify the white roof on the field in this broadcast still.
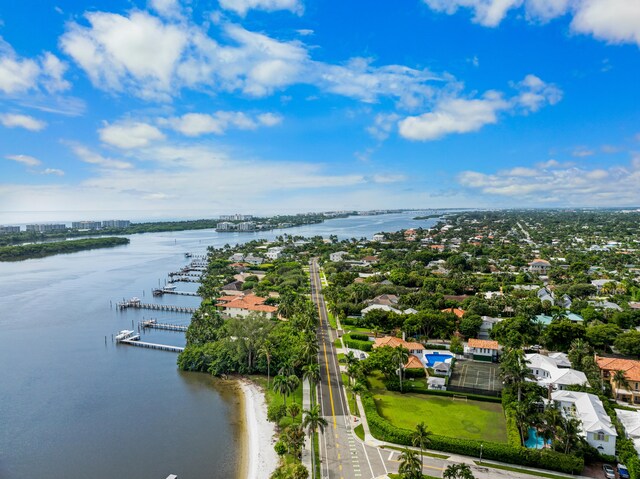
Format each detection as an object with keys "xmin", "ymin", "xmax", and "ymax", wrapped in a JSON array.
[
  {"xmin": 361, "ymin": 304, "xmax": 401, "ymax": 315},
  {"xmin": 427, "ymin": 377, "xmax": 446, "ymax": 386},
  {"xmin": 548, "ymin": 352, "xmax": 572, "ymax": 368},
  {"xmin": 526, "ymin": 353, "xmax": 588, "ymax": 387},
  {"xmin": 552, "ymin": 391, "xmax": 616, "ymax": 437},
  {"xmin": 616, "ymin": 409, "xmax": 640, "ymax": 438}
]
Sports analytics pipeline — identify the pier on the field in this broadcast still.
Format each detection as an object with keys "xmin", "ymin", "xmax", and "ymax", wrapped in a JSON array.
[
  {"xmin": 141, "ymin": 319, "xmax": 188, "ymax": 332},
  {"xmin": 117, "ymin": 298, "xmax": 197, "ymax": 314},
  {"xmin": 168, "ymin": 276, "xmax": 201, "ymax": 283},
  {"xmin": 153, "ymin": 288, "xmax": 199, "ymax": 297},
  {"xmin": 115, "ymin": 329, "xmax": 184, "ymax": 352},
  {"xmin": 168, "ymin": 270, "xmax": 202, "ymax": 278}
]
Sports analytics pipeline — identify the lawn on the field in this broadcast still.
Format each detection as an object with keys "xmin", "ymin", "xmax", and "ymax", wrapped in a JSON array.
[{"xmin": 372, "ymin": 390, "xmax": 507, "ymax": 443}]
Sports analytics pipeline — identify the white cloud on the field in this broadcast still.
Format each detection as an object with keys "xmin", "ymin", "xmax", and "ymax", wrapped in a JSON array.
[
  {"xmin": 0, "ymin": 37, "xmax": 70, "ymax": 94},
  {"xmin": 99, "ymin": 121, "xmax": 165, "ymax": 149},
  {"xmin": 422, "ymin": 0, "xmax": 640, "ymax": 47},
  {"xmin": 69, "ymin": 144, "xmax": 134, "ymax": 169},
  {"xmin": 572, "ymin": 147, "xmax": 595, "ymax": 157},
  {"xmin": 161, "ymin": 111, "xmax": 282, "ymax": 136},
  {"xmin": 371, "ymin": 174, "xmax": 407, "ymax": 184},
  {"xmin": 458, "ymin": 157, "xmax": 640, "ymax": 205},
  {"xmin": 0, "ymin": 113, "xmax": 47, "ymax": 131},
  {"xmin": 5, "ymin": 154, "xmax": 41, "ymax": 167},
  {"xmin": 296, "ymin": 29, "xmax": 314, "ymax": 36},
  {"xmin": 218, "ymin": 0, "xmax": 303, "ymax": 16},
  {"xmin": 41, "ymin": 168, "xmax": 65, "ymax": 176},
  {"xmin": 399, "ymin": 91, "xmax": 508, "ymax": 141},
  {"xmin": 367, "ymin": 113, "xmax": 400, "ymax": 141},
  {"xmin": 149, "ymin": 0, "xmax": 182, "ymax": 18},
  {"xmin": 398, "ymin": 75, "xmax": 561, "ymax": 141}
]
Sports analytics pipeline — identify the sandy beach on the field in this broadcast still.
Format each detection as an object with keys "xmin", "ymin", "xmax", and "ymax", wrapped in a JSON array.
[{"xmin": 238, "ymin": 379, "xmax": 279, "ymax": 479}]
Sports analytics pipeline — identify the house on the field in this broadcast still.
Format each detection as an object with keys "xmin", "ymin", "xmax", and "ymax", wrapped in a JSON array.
[
  {"xmin": 478, "ymin": 316, "xmax": 503, "ymax": 340},
  {"xmin": 591, "ymin": 279, "xmax": 617, "ymax": 293},
  {"xmin": 535, "ymin": 313, "xmax": 584, "ymax": 326},
  {"xmin": 372, "ymin": 233, "xmax": 385, "ymax": 242},
  {"xmin": 366, "ymin": 294, "xmax": 399, "ymax": 306},
  {"xmin": 616, "ymin": 409, "xmax": 640, "ymax": 455},
  {"xmin": 216, "ymin": 294, "xmax": 277, "ymax": 319},
  {"xmin": 362, "ymin": 255, "xmax": 379, "ymax": 264},
  {"xmin": 265, "ymin": 247, "xmax": 284, "ymax": 260},
  {"xmin": 330, "ymin": 251, "xmax": 348, "ymax": 262},
  {"xmin": 433, "ymin": 361, "xmax": 452, "ymax": 377},
  {"xmin": 220, "ymin": 280, "xmax": 245, "ymax": 295},
  {"xmin": 361, "ymin": 304, "xmax": 402, "ymax": 315},
  {"xmin": 529, "ymin": 259, "xmax": 551, "ymax": 274},
  {"xmin": 596, "ymin": 356, "xmax": 640, "ymax": 405},
  {"xmin": 588, "ymin": 300, "xmax": 623, "ymax": 311},
  {"xmin": 441, "ymin": 307, "xmax": 465, "ymax": 319},
  {"xmin": 551, "ymin": 391, "xmax": 617, "ymax": 456},
  {"xmin": 525, "ymin": 353, "xmax": 588, "ymax": 390},
  {"xmin": 465, "ymin": 338, "xmax": 499, "ymax": 362},
  {"xmin": 244, "ymin": 254, "xmax": 264, "ymax": 265},
  {"xmin": 373, "ymin": 336, "xmax": 426, "ymax": 368},
  {"xmin": 228, "ymin": 253, "xmax": 245, "ymax": 262}
]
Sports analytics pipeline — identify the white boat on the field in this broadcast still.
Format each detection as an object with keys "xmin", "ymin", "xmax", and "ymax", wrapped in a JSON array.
[{"xmin": 115, "ymin": 330, "xmax": 135, "ymax": 341}]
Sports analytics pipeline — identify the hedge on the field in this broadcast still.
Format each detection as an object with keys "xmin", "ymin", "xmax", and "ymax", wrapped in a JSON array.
[
  {"xmin": 383, "ymin": 383, "xmax": 502, "ymax": 403},
  {"xmin": 343, "ymin": 338, "xmax": 373, "ymax": 351},
  {"xmin": 361, "ymin": 394, "xmax": 584, "ymax": 474},
  {"xmin": 349, "ymin": 333, "xmax": 371, "ymax": 342},
  {"xmin": 424, "ymin": 343, "xmax": 449, "ymax": 351}
]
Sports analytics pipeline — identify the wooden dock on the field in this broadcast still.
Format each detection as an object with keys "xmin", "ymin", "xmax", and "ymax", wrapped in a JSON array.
[
  {"xmin": 120, "ymin": 337, "xmax": 184, "ymax": 353},
  {"xmin": 141, "ymin": 319, "xmax": 188, "ymax": 332},
  {"xmin": 168, "ymin": 271, "xmax": 202, "ymax": 278},
  {"xmin": 154, "ymin": 289, "xmax": 199, "ymax": 297},
  {"xmin": 168, "ymin": 276, "xmax": 201, "ymax": 283},
  {"xmin": 117, "ymin": 299, "xmax": 197, "ymax": 314}
]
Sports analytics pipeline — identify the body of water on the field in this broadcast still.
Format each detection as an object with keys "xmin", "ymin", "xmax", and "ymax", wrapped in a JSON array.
[{"xmin": 0, "ymin": 212, "xmax": 437, "ymax": 478}]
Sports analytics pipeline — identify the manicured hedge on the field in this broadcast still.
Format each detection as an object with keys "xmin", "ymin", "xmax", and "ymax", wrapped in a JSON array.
[
  {"xmin": 361, "ymin": 394, "xmax": 584, "ymax": 474},
  {"xmin": 385, "ymin": 384, "xmax": 502, "ymax": 403},
  {"xmin": 349, "ymin": 333, "xmax": 371, "ymax": 342},
  {"xmin": 343, "ymin": 337, "xmax": 373, "ymax": 351},
  {"xmin": 424, "ymin": 343, "xmax": 449, "ymax": 351}
]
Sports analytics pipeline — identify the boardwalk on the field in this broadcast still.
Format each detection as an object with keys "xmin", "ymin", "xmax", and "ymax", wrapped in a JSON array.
[
  {"xmin": 153, "ymin": 288, "xmax": 199, "ymax": 297},
  {"xmin": 119, "ymin": 337, "xmax": 184, "ymax": 353}
]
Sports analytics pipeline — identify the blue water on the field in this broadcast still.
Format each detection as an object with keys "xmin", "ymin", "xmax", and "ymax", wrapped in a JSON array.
[
  {"xmin": 425, "ymin": 352, "xmax": 453, "ymax": 367},
  {"xmin": 524, "ymin": 427, "xmax": 550, "ymax": 449}
]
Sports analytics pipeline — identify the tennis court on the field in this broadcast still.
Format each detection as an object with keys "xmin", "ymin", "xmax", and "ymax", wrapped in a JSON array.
[{"xmin": 448, "ymin": 360, "xmax": 502, "ymax": 396}]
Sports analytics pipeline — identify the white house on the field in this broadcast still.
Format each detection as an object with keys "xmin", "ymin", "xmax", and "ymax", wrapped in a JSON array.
[
  {"xmin": 361, "ymin": 304, "xmax": 402, "ymax": 315},
  {"xmin": 372, "ymin": 234, "xmax": 385, "ymax": 242},
  {"xmin": 330, "ymin": 251, "xmax": 348, "ymax": 262},
  {"xmin": 616, "ymin": 409, "xmax": 640, "ymax": 455},
  {"xmin": 525, "ymin": 353, "xmax": 588, "ymax": 390},
  {"xmin": 265, "ymin": 247, "xmax": 284, "ymax": 260},
  {"xmin": 529, "ymin": 259, "xmax": 551, "ymax": 274},
  {"xmin": 478, "ymin": 316, "xmax": 503, "ymax": 340},
  {"xmin": 465, "ymin": 339, "xmax": 499, "ymax": 362},
  {"xmin": 551, "ymin": 390, "xmax": 617, "ymax": 456},
  {"xmin": 228, "ymin": 253, "xmax": 245, "ymax": 262}
]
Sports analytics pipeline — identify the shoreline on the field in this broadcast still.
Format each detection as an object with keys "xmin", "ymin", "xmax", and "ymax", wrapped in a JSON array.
[{"xmin": 237, "ymin": 378, "xmax": 278, "ymax": 479}]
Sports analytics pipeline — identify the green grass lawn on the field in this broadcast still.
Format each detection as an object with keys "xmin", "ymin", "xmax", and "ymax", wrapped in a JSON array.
[
  {"xmin": 250, "ymin": 375, "xmax": 304, "ymax": 428},
  {"xmin": 372, "ymin": 391, "xmax": 507, "ymax": 443}
]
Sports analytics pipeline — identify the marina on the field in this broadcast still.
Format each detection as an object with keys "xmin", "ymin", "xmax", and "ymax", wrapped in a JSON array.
[{"xmin": 117, "ymin": 297, "xmax": 197, "ymax": 314}]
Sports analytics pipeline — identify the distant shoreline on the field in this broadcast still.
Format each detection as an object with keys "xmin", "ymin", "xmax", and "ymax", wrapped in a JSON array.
[{"xmin": 0, "ymin": 236, "xmax": 130, "ymax": 262}]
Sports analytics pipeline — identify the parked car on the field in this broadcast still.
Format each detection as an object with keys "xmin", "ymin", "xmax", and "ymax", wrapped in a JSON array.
[
  {"xmin": 618, "ymin": 463, "xmax": 630, "ymax": 479},
  {"xmin": 602, "ymin": 464, "xmax": 615, "ymax": 479}
]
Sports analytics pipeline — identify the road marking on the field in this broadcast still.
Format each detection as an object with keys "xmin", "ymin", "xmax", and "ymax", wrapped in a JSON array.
[
  {"xmin": 387, "ymin": 451, "xmax": 394, "ymax": 461},
  {"xmin": 377, "ymin": 447, "xmax": 389, "ymax": 475}
]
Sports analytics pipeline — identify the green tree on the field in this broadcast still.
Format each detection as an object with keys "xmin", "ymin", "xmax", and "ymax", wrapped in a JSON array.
[
  {"xmin": 259, "ymin": 340, "xmax": 273, "ymax": 388},
  {"xmin": 412, "ymin": 422, "xmax": 432, "ymax": 472},
  {"xmin": 393, "ymin": 346, "xmax": 410, "ymax": 392},
  {"xmin": 612, "ymin": 370, "xmax": 631, "ymax": 400},
  {"xmin": 443, "ymin": 463, "xmax": 475, "ymax": 479},
  {"xmin": 458, "ymin": 314, "xmax": 483, "ymax": 339},
  {"xmin": 614, "ymin": 331, "xmax": 640, "ymax": 357},
  {"xmin": 499, "ymin": 348, "xmax": 533, "ymax": 402},
  {"xmin": 302, "ymin": 404, "xmax": 328, "ymax": 472},
  {"xmin": 398, "ymin": 448, "xmax": 422, "ymax": 479}
]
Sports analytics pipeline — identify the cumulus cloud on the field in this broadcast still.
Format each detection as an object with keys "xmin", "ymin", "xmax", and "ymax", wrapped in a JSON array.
[
  {"xmin": 160, "ymin": 111, "xmax": 282, "ymax": 136},
  {"xmin": 5, "ymin": 154, "xmax": 41, "ymax": 167},
  {"xmin": 99, "ymin": 121, "xmax": 165, "ymax": 149},
  {"xmin": 0, "ymin": 113, "xmax": 47, "ymax": 131},
  {"xmin": 69, "ymin": 143, "xmax": 134, "ymax": 169},
  {"xmin": 0, "ymin": 37, "xmax": 70, "ymax": 95},
  {"xmin": 458, "ymin": 156, "xmax": 640, "ymax": 205},
  {"xmin": 422, "ymin": 0, "xmax": 640, "ymax": 47},
  {"xmin": 218, "ymin": 0, "xmax": 304, "ymax": 16},
  {"xmin": 397, "ymin": 75, "xmax": 561, "ymax": 141}
]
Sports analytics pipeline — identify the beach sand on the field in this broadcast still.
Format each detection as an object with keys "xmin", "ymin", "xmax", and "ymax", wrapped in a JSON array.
[{"xmin": 238, "ymin": 379, "xmax": 279, "ymax": 479}]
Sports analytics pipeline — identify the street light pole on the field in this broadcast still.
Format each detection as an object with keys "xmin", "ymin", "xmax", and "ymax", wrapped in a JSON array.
[{"xmin": 480, "ymin": 443, "xmax": 483, "ymax": 464}]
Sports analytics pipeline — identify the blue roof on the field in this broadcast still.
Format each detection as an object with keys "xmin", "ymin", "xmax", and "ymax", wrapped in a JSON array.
[{"xmin": 535, "ymin": 313, "xmax": 583, "ymax": 326}]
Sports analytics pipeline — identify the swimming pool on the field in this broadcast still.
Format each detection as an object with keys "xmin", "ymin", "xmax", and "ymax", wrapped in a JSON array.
[
  {"xmin": 424, "ymin": 352, "xmax": 453, "ymax": 368},
  {"xmin": 524, "ymin": 427, "xmax": 551, "ymax": 449}
]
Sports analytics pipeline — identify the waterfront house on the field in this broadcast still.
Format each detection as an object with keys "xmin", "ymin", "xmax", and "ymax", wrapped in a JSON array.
[
  {"xmin": 551, "ymin": 390, "xmax": 617, "ymax": 456},
  {"xmin": 216, "ymin": 294, "xmax": 277, "ymax": 319}
]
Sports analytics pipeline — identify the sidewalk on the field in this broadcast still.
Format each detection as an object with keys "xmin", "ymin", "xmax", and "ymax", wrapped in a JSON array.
[{"xmin": 301, "ymin": 378, "xmax": 312, "ymax": 473}]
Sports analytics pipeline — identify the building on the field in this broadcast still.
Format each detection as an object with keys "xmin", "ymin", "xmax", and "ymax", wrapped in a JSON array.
[
  {"xmin": 596, "ymin": 356, "xmax": 640, "ymax": 405},
  {"xmin": 265, "ymin": 247, "xmax": 284, "ymax": 260},
  {"xmin": 465, "ymin": 338, "xmax": 499, "ymax": 362},
  {"xmin": 102, "ymin": 220, "xmax": 130, "ymax": 228},
  {"xmin": 441, "ymin": 307, "xmax": 465, "ymax": 318},
  {"xmin": 551, "ymin": 390, "xmax": 617, "ymax": 456},
  {"xmin": 216, "ymin": 293, "xmax": 277, "ymax": 319},
  {"xmin": 219, "ymin": 214, "xmax": 253, "ymax": 221},
  {"xmin": 361, "ymin": 304, "xmax": 402, "ymax": 315},
  {"xmin": 478, "ymin": 316, "xmax": 503, "ymax": 340},
  {"xmin": 525, "ymin": 353, "xmax": 588, "ymax": 390},
  {"xmin": 329, "ymin": 251, "xmax": 348, "ymax": 262},
  {"xmin": 366, "ymin": 294, "xmax": 399, "ymax": 306},
  {"xmin": 71, "ymin": 221, "xmax": 101, "ymax": 230},
  {"xmin": 244, "ymin": 254, "xmax": 264, "ymax": 265},
  {"xmin": 0, "ymin": 225, "xmax": 20, "ymax": 234},
  {"xmin": 25, "ymin": 223, "xmax": 66, "ymax": 232},
  {"xmin": 217, "ymin": 222, "xmax": 236, "ymax": 231},
  {"xmin": 529, "ymin": 259, "xmax": 551, "ymax": 274},
  {"xmin": 373, "ymin": 336, "xmax": 426, "ymax": 368},
  {"xmin": 237, "ymin": 221, "xmax": 256, "ymax": 232},
  {"xmin": 372, "ymin": 233, "xmax": 385, "ymax": 242},
  {"xmin": 616, "ymin": 409, "xmax": 640, "ymax": 455}
]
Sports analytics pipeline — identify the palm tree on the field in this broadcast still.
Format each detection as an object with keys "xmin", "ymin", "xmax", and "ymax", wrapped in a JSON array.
[
  {"xmin": 273, "ymin": 375, "xmax": 291, "ymax": 404},
  {"xmin": 443, "ymin": 463, "xmax": 475, "ymax": 479},
  {"xmin": 398, "ymin": 448, "xmax": 422, "ymax": 479},
  {"xmin": 345, "ymin": 351, "xmax": 357, "ymax": 368},
  {"xmin": 302, "ymin": 404, "xmax": 328, "ymax": 471},
  {"xmin": 288, "ymin": 403, "xmax": 301, "ymax": 422},
  {"xmin": 287, "ymin": 375, "xmax": 300, "ymax": 404},
  {"xmin": 499, "ymin": 348, "xmax": 533, "ymax": 402},
  {"xmin": 559, "ymin": 416, "xmax": 582, "ymax": 454},
  {"xmin": 282, "ymin": 424, "xmax": 306, "ymax": 458},
  {"xmin": 513, "ymin": 400, "xmax": 533, "ymax": 446},
  {"xmin": 412, "ymin": 422, "xmax": 432, "ymax": 471},
  {"xmin": 612, "ymin": 370, "xmax": 631, "ymax": 401},
  {"xmin": 258, "ymin": 340, "xmax": 273, "ymax": 388},
  {"xmin": 302, "ymin": 362, "xmax": 321, "ymax": 405},
  {"xmin": 393, "ymin": 346, "xmax": 410, "ymax": 392}
]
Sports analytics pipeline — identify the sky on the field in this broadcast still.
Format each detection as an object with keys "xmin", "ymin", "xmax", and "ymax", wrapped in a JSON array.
[{"xmin": 1, "ymin": 0, "xmax": 639, "ymax": 221}]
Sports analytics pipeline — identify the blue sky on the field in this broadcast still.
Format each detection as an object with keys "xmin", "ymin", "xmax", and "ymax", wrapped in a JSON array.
[{"xmin": 1, "ymin": 0, "xmax": 639, "ymax": 221}]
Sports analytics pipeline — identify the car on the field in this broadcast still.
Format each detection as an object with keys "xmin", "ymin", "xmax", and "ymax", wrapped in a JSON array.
[
  {"xmin": 618, "ymin": 463, "xmax": 630, "ymax": 479},
  {"xmin": 602, "ymin": 464, "xmax": 615, "ymax": 479}
]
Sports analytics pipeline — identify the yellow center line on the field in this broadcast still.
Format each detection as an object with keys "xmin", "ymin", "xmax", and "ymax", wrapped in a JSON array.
[{"xmin": 313, "ymin": 262, "xmax": 338, "ymax": 429}]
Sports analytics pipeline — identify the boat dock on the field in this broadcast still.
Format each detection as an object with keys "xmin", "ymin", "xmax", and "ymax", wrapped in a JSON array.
[
  {"xmin": 168, "ymin": 271, "xmax": 202, "ymax": 278},
  {"xmin": 115, "ymin": 329, "xmax": 184, "ymax": 352},
  {"xmin": 141, "ymin": 319, "xmax": 188, "ymax": 332},
  {"xmin": 168, "ymin": 276, "xmax": 201, "ymax": 283},
  {"xmin": 153, "ymin": 288, "xmax": 199, "ymax": 297},
  {"xmin": 117, "ymin": 298, "xmax": 197, "ymax": 314}
]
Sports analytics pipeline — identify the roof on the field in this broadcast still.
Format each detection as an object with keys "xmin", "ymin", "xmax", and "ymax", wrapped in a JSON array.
[
  {"xmin": 367, "ymin": 294, "xmax": 399, "ymax": 306},
  {"xmin": 405, "ymin": 355, "xmax": 424, "ymax": 369},
  {"xmin": 468, "ymin": 338, "xmax": 499, "ymax": 350},
  {"xmin": 373, "ymin": 336, "xmax": 424, "ymax": 351},
  {"xmin": 552, "ymin": 390, "xmax": 616, "ymax": 437},
  {"xmin": 441, "ymin": 307, "xmax": 465, "ymax": 318},
  {"xmin": 616, "ymin": 409, "xmax": 640, "ymax": 439},
  {"xmin": 529, "ymin": 259, "xmax": 551, "ymax": 266},
  {"xmin": 362, "ymin": 304, "xmax": 402, "ymax": 315},
  {"xmin": 596, "ymin": 356, "xmax": 640, "ymax": 382},
  {"xmin": 219, "ymin": 294, "xmax": 278, "ymax": 313}
]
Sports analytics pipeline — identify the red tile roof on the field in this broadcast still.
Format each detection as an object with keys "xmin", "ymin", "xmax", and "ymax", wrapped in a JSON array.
[
  {"xmin": 468, "ymin": 338, "xmax": 499, "ymax": 350},
  {"xmin": 596, "ymin": 356, "xmax": 640, "ymax": 382},
  {"xmin": 405, "ymin": 355, "xmax": 424, "ymax": 369},
  {"xmin": 373, "ymin": 336, "xmax": 424, "ymax": 351},
  {"xmin": 219, "ymin": 294, "xmax": 278, "ymax": 313},
  {"xmin": 441, "ymin": 307, "xmax": 465, "ymax": 318}
]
